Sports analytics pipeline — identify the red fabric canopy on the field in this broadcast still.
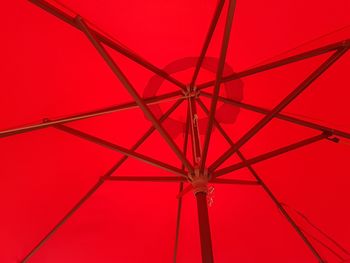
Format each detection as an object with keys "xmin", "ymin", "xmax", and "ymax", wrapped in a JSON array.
[{"xmin": 1, "ymin": 0, "xmax": 350, "ymax": 262}]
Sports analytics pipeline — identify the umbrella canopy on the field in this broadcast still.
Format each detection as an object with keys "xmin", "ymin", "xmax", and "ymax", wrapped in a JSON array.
[{"xmin": 1, "ymin": 0, "xmax": 350, "ymax": 262}]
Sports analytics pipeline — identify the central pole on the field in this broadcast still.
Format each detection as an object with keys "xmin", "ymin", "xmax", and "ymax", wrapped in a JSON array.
[
  {"xmin": 191, "ymin": 168, "xmax": 214, "ymax": 263},
  {"xmin": 187, "ymin": 85, "xmax": 214, "ymax": 263},
  {"xmin": 195, "ymin": 191, "xmax": 214, "ymax": 263}
]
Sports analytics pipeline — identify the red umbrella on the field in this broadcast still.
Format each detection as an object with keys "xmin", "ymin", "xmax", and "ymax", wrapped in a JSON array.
[{"xmin": 1, "ymin": 0, "xmax": 350, "ymax": 262}]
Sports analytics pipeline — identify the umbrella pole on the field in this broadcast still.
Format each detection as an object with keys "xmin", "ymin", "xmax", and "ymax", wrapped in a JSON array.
[
  {"xmin": 195, "ymin": 191, "xmax": 214, "ymax": 263},
  {"xmin": 186, "ymin": 86, "xmax": 214, "ymax": 262}
]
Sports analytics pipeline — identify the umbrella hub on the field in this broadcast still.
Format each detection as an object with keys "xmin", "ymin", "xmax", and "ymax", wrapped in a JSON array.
[
  {"xmin": 189, "ymin": 167, "xmax": 209, "ymax": 194},
  {"xmin": 184, "ymin": 85, "xmax": 200, "ymax": 99}
]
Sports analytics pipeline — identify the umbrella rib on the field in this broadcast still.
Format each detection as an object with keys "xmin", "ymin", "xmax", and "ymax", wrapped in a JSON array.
[
  {"xmin": 173, "ymin": 106, "xmax": 191, "ymax": 263},
  {"xmin": 0, "ymin": 91, "xmax": 184, "ymax": 140},
  {"xmin": 282, "ymin": 203, "xmax": 350, "ymax": 256},
  {"xmin": 197, "ymin": 98, "xmax": 260, "ymax": 184},
  {"xmin": 214, "ymin": 132, "xmax": 331, "ymax": 177},
  {"xmin": 28, "ymin": 0, "xmax": 187, "ymax": 91},
  {"xmin": 299, "ymin": 227, "xmax": 345, "ymax": 262},
  {"xmin": 245, "ymin": 166, "xmax": 326, "ymax": 262},
  {"xmin": 21, "ymin": 170, "xmax": 110, "ymax": 263},
  {"xmin": 201, "ymin": 91, "xmax": 350, "ymax": 140},
  {"xmin": 97, "ymin": 99, "xmax": 186, "ymax": 183},
  {"xmin": 98, "ymin": 99, "xmax": 187, "ymax": 179},
  {"xmin": 75, "ymin": 17, "xmax": 194, "ymax": 174},
  {"xmin": 197, "ymin": 38, "xmax": 350, "ymax": 90},
  {"xmin": 201, "ymin": 0, "xmax": 237, "ymax": 174},
  {"xmin": 210, "ymin": 178, "xmax": 260, "ymax": 185},
  {"xmin": 197, "ymin": 98, "xmax": 327, "ymax": 178},
  {"xmin": 104, "ymin": 176, "xmax": 186, "ymax": 182},
  {"xmin": 21, "ymin": 99, "xmax": 184, "ymax": 262},
  {"xmin": 189, "ymin": 0, "xmax": 225, "ymax": 87},
  {"xmin": 54, "ymin": 124, "xmax": 187, "ymax": 177},
  {"xmin": 209, "ymin": 47, "xmax": 349, "ymax": 173},
  {"xmin": 173, "ymin": 182, "xmax": 184, "ymax": 263},
  {"xmin": 197, "ymin": 98, "xmax": 325, "ymax": 262}
]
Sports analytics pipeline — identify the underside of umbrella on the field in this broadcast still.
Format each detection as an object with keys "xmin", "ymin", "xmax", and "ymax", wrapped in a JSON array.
[{"xmin": 1, "ymin": 0, "xmax": 350, "ymax": 262}]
